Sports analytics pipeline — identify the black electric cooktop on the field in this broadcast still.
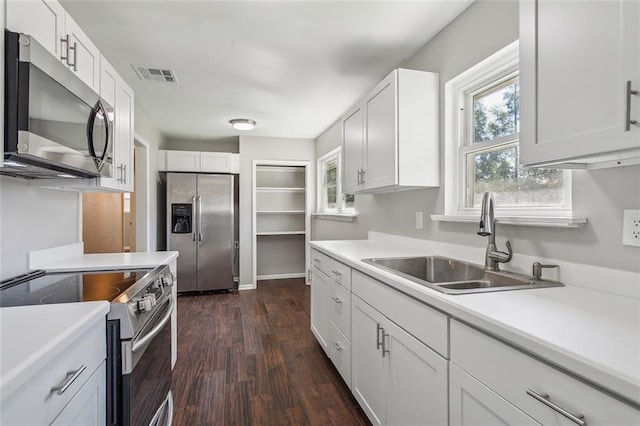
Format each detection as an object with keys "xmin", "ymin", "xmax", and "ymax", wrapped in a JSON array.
[{"xmin": 0, "ymin": 269, "xmax": 152, "ymax": 308}]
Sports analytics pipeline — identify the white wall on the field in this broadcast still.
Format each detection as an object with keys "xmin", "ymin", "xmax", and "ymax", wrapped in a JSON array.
[
  {"xmin": 0, "ymin": 177, "xmax": 80, "ymax": 279},
  {"xmin": 313, "ymin": 0, "xmax": 640, "ymax": 274},
  {"xmin": 238, "ymin": 136, "xmax": 315, "ymax": 287},
  {"xmin": 134, "ymin": 104, "xmax": 164, "ymax": 251}
]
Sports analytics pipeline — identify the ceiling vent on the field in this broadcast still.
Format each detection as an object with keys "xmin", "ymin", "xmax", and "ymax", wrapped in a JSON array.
[{"xmin": 132, "ymin": 65, "xmax": 178, "ymax": 83}]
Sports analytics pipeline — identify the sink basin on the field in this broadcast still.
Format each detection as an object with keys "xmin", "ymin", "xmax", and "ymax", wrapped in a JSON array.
[{"xmin": 361, "ymin": 256, "xmax": 564, "ymax": 294}]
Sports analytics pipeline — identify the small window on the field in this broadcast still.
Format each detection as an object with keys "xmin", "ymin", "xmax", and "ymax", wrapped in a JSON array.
[
  {"xmin": 317, "ymin": 147, "xmax": 355, "ymax": 214},
  {"xmin": 444, "ymin": 41, "xmax": 571, "ymax": 218}
]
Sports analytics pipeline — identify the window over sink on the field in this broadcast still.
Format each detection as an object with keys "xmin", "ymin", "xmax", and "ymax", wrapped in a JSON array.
[{"xmin": 317, "ymin": 147, "xmax": 355, "ymax": 217}]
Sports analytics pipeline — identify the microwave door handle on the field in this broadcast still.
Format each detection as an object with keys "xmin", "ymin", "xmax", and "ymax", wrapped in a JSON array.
[{"xmin": 86, "ymin": 100, "xmax": 110, "ymax": 172}]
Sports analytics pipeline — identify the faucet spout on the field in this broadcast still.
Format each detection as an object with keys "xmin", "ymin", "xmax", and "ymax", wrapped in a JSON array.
[{"xmin": 477, "ymin": 192, "xmax": 512, "ymax": 271}]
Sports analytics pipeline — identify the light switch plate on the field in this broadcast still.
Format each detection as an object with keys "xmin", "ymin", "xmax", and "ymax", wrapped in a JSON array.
[{"xmin": 622, "ymin": 209, "xmax": 640, "ymax": 247}]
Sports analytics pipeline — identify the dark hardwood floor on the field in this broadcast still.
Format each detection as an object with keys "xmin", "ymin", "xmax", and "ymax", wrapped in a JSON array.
[{"xmin": 172, "ymin": 278, "xmax": 370, "ymax": 426}]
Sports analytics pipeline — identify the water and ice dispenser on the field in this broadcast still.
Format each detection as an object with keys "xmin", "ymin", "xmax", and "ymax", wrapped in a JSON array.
[{"xmin": 171, "ymin": 204, "xmax": 192, "ymax": 234}]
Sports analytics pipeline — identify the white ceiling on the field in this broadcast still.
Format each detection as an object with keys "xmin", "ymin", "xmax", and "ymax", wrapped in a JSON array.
[{"xmin": 60, "ymin": 1, "xmax": 474, "ymax": 141}]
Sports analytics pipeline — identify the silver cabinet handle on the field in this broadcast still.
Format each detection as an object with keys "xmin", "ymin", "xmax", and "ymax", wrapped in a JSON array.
[
  {"xmin": 60, "ymin": 35, "xmax": 71, "ymax": 63},
  {"xmin": 122, "ymin": 164, "xmax": 127, "ymax": 185},
  {"xmin": 526, "ymin": 389, "xmax": 585, "ymax": 426},
  {"xmin": 381, "ymin": 331, "xmax": 390, "ymax": 358},
  {"xmin": 332, "ymin": 342, "xmax": 343, "ymax": 352},
  {"xmin": 69, "ymin": 41, "xmax": 78, "ymax": 71},
  {"xmin": 51, "ymin": 364, "xmax": 87, "ymax": 395},
  {"xmin": 360, "ymin": 169, "xmax": 366, "ymax": 185},
  {"xmin": 331, "ymin": 270, "xmax": 342, "ymax": 276},
  {"xmin": 625, "ymin": 81, "xmax": 638, "ymax": 131},
  {"xmin": 197, "ymin": 195, "xmax": 203, "ymax": 242},
  {"xmin": 376, "ymin": 323, "xmax": 383, "ymax": 350},
  {"xmin": 331, "ymin": 296, "xmax": 342, "ymax": 304},
  {"xmin": 356, "ymin": 169, "xmax": 361, "ymax": 185}
]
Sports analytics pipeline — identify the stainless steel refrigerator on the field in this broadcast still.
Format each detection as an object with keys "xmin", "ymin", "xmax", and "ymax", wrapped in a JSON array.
[{"xmin": 166, "ymin": 173, "xmax": 238, "ymax": 292}]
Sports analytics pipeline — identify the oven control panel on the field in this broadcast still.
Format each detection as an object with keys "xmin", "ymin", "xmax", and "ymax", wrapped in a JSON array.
[{"xmin": 133, "ymin": 271, "xmax": 173, "ymax": 315}]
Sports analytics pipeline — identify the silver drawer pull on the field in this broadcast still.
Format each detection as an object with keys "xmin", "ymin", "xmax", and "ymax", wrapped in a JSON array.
[
  {"xmin": 332, "ymin": 342, "xmax": 342, "ymax": 351},
  {"xmin": 331, "ymin": 270, "xmax": 342, "ymax": 276},
  {"xmin": 526, "ymin": 389, "xmax": 585, "ymax": 426},
  {"xmin": 331, "ymin": 296, "xmax": 342, "ymax": 304},
  {"xmin": 51, "ymin": 364, "xmax": 87, "ymax": 395}
]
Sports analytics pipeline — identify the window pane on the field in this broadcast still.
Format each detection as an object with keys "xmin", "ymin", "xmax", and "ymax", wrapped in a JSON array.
[
  {"xmin": 343, "ymin": 193, "xmax": 355, "ymax": 210},
  {"xmin": 466, "ymin": 144, "xmax": 564, "ymax": 208},
  {"xmin": 326, "ymin": 186, "xmax": 337, "ymax": 209},
  {"xmin": 326, "ymin": 160, "xmax": 337, "ymax": 185},
  {"xmin": 473, "ymin": 78, "xmax": 519, "ymax": 143}
]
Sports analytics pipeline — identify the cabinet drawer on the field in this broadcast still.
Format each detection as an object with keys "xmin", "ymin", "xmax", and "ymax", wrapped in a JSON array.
[
  {"xmin": 451, "ymin": 320, "xmax": 640, "ymax": 426},
  {"xmin": 328, "ymin": 321, "xmax": 352, "ymax": 389},
  {"xmin": 329, "ymin": 258, "xmax": 352, "ymax": 290},
  {"xmin": 1, "ymin": 321, "xmax": 106, "ymax": 425},
  {"xmin": 328, "ymin": 277, "xmax": 351, "ymax": 339},
  {"xmin": 352, "ymin": 270, "xmax": 448, "ymax": 358},
  {"xmin": 311, "ymin": 249, "xmax": 332, "ymax": 277}
]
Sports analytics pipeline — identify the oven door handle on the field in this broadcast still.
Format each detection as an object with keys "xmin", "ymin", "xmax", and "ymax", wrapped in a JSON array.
[{"xmin": 132, "ymin": 296, "xmax": 174, "ymax": 353}]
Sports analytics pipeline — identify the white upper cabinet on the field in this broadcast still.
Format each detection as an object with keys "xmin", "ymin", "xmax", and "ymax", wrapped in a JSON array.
[
  {"xmin": 159, "ymin": 150, "xmax": 240, "ymax": 174},
  {"xmin": 6, "ymin": 0, "xmax": 101, "ymax": 92},
  {"xmin": 64, "ymin": 14, "xmax": 101, "ymax": 92},
  {"xmin": 519, "ymin": 0, "xmax": 640, "ymax": 169},
  {"xmin": 5, "ymin": 0, "xmax": 66, "ymax": 59},
  {"xmin": 115, "ymin": 78, "xmax": 135, "ymax": 192},
  {"xmin": 342, "ymin": 68, "xmax": 439, "ymax": 193}
]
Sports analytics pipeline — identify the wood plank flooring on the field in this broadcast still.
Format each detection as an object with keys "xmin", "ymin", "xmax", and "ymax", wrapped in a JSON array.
[{"xmin": 172, "ymin": 278, "xmax": 370, "ymax": 426}]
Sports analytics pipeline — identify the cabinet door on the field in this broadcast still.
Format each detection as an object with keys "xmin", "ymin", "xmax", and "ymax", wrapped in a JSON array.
[
  {"xmin": 520, "ymin": 0, "xmax": 640, "ymax": 166},
  {"xmin": 364, "ymin": 72, "xmax": 397, "ymax": 190},
  {"xmin": 342, "ymin": 106, "xmax": 364, "ymax": 193},
  {"xmin": 385, "ymin": 318, "xmax": 449, "ymax": 426},
  {"xmin": 167, "ymin": 151, "xmax": 201, "ymax": 171},
  {"xmin": 450, "ymin": 364, "xmax": 540, "ymax": 426},
  {"xmin": 6, "ymin": 0, "xmax": 66, "ymax": 60},
  {"xmin": 351, "ymin": 296, "xmax": 385, "ymax": 426},
  {"xmin": 97, "ymin": 56, "xmax": 120, "ymax": 190},
  {"xmin": 64, "ymin": 14, "xmax": 101, "ymax": 92},
  {"xmin": 116, "ymin": 78, "xmax": 134, "ymax": 192},
  {"xmin": 51, "ymin": 361, "xmax": 106, "ymax": 426},
  {"xmin": 200, "ymin": 152, "xmax": 234, "ymax": 173},
  {"xmin": 310, "ymin": 267, "xmax": 329, "ymax": 350}
]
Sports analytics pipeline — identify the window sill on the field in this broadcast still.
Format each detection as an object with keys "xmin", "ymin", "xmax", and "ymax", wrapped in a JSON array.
[
  {"xmin": 430, "ymin": 214, "xmax": 587, "ymax": 229},
  {"xmin": 313, "ymin": 212, "xmax": 358, "ymax": 222}
]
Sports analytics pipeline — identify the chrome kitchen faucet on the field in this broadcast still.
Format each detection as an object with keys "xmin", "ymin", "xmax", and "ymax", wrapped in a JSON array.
[{"xmin": 478, "ymin": 191, "xmax": 513, "ymax": 271}]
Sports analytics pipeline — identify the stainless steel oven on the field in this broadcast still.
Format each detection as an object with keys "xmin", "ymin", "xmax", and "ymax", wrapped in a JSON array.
[{"xmin": 0, "ymin": 265, "xmax": 175, "ymax": 426}]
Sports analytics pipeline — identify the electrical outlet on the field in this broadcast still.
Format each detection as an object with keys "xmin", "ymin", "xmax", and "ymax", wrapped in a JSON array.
[
  {"xmin": 622, "ymin": 210, "xmax": 640, "ymax": 247},
  {"xmin": 416, "ymin": 212, "xmax": 424, "ymax": 230}
]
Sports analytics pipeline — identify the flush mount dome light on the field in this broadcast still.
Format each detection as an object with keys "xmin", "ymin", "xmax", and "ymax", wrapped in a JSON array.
[{"xmin": 229, "ymin": 118, "xmax": 256, "ymax": 131}]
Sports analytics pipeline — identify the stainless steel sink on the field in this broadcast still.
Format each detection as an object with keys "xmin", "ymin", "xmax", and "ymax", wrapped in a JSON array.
[{"xmin": 361, "ymin": 256, "xmax": 564, "ymax": 294}]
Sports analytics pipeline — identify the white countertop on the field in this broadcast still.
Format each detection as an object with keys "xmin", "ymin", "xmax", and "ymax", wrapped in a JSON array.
[
  {"xmin": 0, "ymin": 301, "xmax": 110, "ymax": 399},
  {"xmin": 31, "ymin": 250, "xmax": 179, "ymax": 272},
  {"xmin": 311, "ymin": 238, "xmax": 640, "ymax": 406}
]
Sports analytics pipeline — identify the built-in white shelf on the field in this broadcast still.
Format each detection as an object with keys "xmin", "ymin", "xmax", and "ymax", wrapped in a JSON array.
[
  {"xmin": 256, "ymin": 187, "xmax": 305, "ymax": 193},
  {"xmin": 257, "ymin": 231, "xmax": 306, "ymax": 236},
  {"xmin": 256, "ymin": 210, "xmax": 306, "ymax": 214},
  {"xmin": 256, "ymin": 166, "xmax": 305, "ymax": 173}
]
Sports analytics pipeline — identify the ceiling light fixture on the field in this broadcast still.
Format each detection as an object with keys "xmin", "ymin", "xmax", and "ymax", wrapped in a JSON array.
[{"xmin": 229, "ymin": 118, "xmax": 256, "ymax": 131}]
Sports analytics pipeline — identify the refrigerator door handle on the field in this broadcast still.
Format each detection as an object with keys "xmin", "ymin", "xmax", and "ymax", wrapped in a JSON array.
[
  {"xmin": 191, "ymin": 196, "xmax": 196, "ymax": 241},
  {"xmin": 197, "ymin": 195, "xmax": 203, "ymax": 242}
]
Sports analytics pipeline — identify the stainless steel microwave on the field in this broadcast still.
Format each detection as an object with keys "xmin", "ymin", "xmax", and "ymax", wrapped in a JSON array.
[{"xmin": 2, "ymin": 30, "xmax": 113, "ymax": 179}]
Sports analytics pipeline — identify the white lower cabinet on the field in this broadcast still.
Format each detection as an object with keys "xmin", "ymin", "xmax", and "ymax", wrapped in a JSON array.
[
  {"xmin": 352, "ymin": 295, "xmax": 448, "ymax": 426},
  {"xmin": 1, "ymin": 319, "xmax": 107, "ymax": 426},
  {"xmin": 450, "ymin": 363, "xmax": 539, "ymax": 426},
  {"xmin": 451, "ymin": 320, "xmax": 640, "ymax": 426},
  {"xmin": 51, "ymin": 361, "xmax": 106, "ymax": 426},
  {"xmin": 310, "ymin": 265, "xmax": 329, "ymax": 350}
]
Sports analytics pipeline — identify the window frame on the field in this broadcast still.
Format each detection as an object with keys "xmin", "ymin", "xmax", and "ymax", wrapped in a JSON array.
[
  {"xmin": 443, "ymin": 40, "xmax": 573, "ymax": 219},
  {"xmin": 316, "ymin": 147, "xmax": 355, "ymax": 215}
]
